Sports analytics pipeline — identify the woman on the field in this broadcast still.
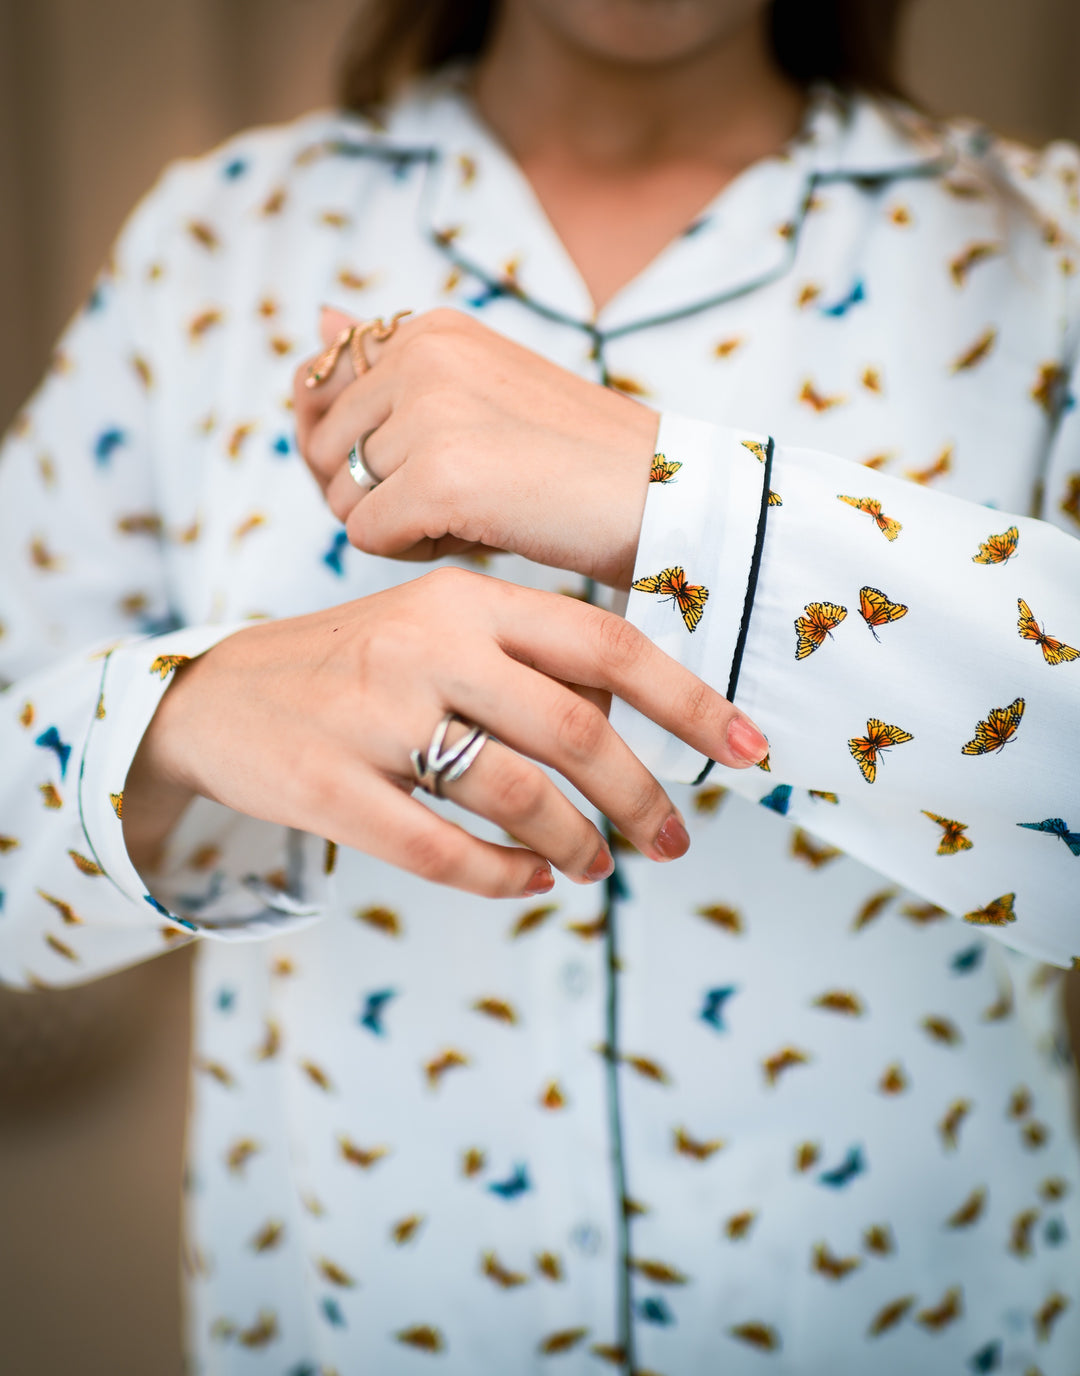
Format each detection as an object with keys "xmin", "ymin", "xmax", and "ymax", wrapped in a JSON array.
[{"xmin": 2, "ymin": 0, "xmax": 1079, "ymax": 1371}]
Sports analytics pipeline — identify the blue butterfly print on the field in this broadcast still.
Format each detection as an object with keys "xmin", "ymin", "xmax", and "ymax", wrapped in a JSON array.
[
  {"xmin": 1017, "ymin": 818, "xmax": 1080, "ymax": 856},
  {"xmin": 359, "ymin": 988, "xmax": 397, "ymax": 1036},
  {"xmin": 143, "ymin": 894, "xmax": 196, "ymax": 930},
  {"xmin": 1044, "ymin": 1216, "xmax": 1067, "ymax": 1247},
  {"xmin": 759, "ymin": 784, "xmax": 792, "ymax": 815},
  {"xmin": 35, "ymin": 725, "xmax": 71, "ymax": 779},
  {"xmin": 322, "ymin": 530, "xmax": 349, "ymax": 576},
  {"xmin": 272, "ymin": 434, "xmax": 291, "ymax": 457},
  {"xmin": 223, "ymin": 157, "xmax": 248, "ymax": 179},
  {"xmin": 818, "ymin": 1145, "xmax": 865, "ymax": 1188},
  {"xmin": 215, "ymin": 987, "xmax": 236, "ymax": 1013},
  {"xmin": 967, "ymin": 1339, "xmax": 1002, "ymax": 1373},
  {"xmin": 637, "ymin": 1296, "xmax": 675, "ymax": 1326},
  {"xmin": 466, "ymin": 279, "xmax": 511, "ymax": 310},
  {"xmin": 950, "ymin": 943, "xmax": 984, "ymax": 974},
  {"xmin": 320, "ymin": 1297, "xmax": 346, "ymax": 1328},
  {"xmin": 699, "ymin": 986, "xmax": 738, "ymax": 1032},
  {"xmin": 821, "ymin": 278, "xmax": 866, "ymax": 317},
  {"xmin": 487, "ymin": 1163, "xmax": 531, "ymax": 1199},
  {"xmin": 94, "ymin": 427, "xmax": 127, "ymax": 465}
]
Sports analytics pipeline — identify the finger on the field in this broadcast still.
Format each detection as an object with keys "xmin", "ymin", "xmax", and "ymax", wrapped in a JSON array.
[
  {"xmin": 490, "ymin": 580, "xmax": 770, "ymax": 770},
  {"xmin": 324, "ymin": 460, "xmax": 370, "ymax": 524},
  {"xmin": 317, "ymin": 768, "xmax": 555, "ymax": 900},
  {"xmin": 437, "ymin": 727, "xmax": 612, "ymax": 884},
  {"xmin": 451, "ymin": 651, "xmax": 687, "ymax": 863},
  {"xmin": 303, "ymin": 367, "xmax": 396, "ymax": 485}
]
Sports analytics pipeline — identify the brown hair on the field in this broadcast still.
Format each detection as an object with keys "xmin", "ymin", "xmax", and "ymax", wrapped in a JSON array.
[{"xmin": 339, "ymin": 0, "xmax": 909, "ymax": 112}]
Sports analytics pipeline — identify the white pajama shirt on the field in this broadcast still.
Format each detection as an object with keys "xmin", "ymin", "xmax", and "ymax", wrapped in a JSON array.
[{"xmin": 2, "ymin": 74, "xmax": 1080, "ymax": 1375}]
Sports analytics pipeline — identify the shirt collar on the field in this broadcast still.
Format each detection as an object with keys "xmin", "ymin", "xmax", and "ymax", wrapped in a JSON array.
[{"xmin": 335, "ymin": 71, "xmax": 954, "ymax": 336}]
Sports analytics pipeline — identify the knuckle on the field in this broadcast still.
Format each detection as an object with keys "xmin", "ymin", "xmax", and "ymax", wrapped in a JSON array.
[
  {"xmin": 594, "ymin": 612, "xmax": 644, "ymax": 676},
  {"xmin": 554, "ymin": 694, "xmax": 607, "ymax": 760},
  {"xmin": 620, "ymin": 777, "xmax": 667, "ymax": 831},
  {"xmin": 487, "ymin": 760, "xmax": 547, "ymax": 825},
  {"xmin": 305, "ymin": 429, "xmax": 340, "ymax": 479},
  {"xmin": 680, "ymin": 678, "xmax": 719, "ymax": 730}
]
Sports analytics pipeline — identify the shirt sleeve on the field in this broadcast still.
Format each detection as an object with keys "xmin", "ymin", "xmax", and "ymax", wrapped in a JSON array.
[
  {"xmin": 611, "ymin": 405, "xmax": 1080, "ymax": 969},
  {"xmin": 0, "ymin": 174, "xmax": 327, "ymax": 991}
]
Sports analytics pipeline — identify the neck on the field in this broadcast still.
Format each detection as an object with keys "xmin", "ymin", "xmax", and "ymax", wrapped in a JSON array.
[{"xmin": 471, "ymin": 4, "xmax": 806, "ymax": 177}]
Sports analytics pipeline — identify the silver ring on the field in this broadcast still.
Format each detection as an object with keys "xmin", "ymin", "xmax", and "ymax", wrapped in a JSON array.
[
  {"xmin": 347, "ymin": 433, "xmax": 380, "ymax": 488},
  {"xmin": 410, "ymin": 713, "xmax": 490, "ymax": 797}
]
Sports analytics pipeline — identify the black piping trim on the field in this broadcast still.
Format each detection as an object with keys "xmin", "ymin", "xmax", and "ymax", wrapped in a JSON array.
[{"xmin": 692, "ymin": 435, "xmax": 776, "ymax": 787}]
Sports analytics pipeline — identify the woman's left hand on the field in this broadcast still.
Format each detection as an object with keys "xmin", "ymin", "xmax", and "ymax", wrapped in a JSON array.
[{"xmin": 295, "ymin": 307, "xmax": 658, "ymax": 589}]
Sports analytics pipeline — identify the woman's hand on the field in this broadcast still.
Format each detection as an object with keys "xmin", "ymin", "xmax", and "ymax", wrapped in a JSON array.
[
  {"xmin": 295, "ymin": 307, "xmax": 658, "ymax": 589},
  {"xmin": 123, "ymin": 569, "xmax": 769, "ymax": 899}
]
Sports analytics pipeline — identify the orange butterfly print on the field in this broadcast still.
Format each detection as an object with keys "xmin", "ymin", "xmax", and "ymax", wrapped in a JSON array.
[
  {"xmin": 794, "ymin": 601, "xmax": 847, "ymax": 660},
  {"xmin": 921, "ymin": 811, "xmax": 973, "ymax": 855},
  {"xmin": 837, "ymin": 495, "xmax": 902, "ymax": 540},
  {"xmin": 650, "ymin": 453, "xmax": 681, "ymax": 483},
  {"xmin": 971, "ymin": 525, "xmax": 1018, "ymax": 564},
  {"xmin": 632, "ymin": 566, "xmax": 708, "ymax": 632},
  {"xmin": 859, "ymin": 586, "xmax": 908, "ymax": 639},
  {"xmin": 741, "ymin": 440, "xmax": 769, "ymax": 464},
  {"xmin": 848, "ymin": 719, "xmax": 913, "ymax": 783},
  {"xmin": 961, "ymin": 697, "xmax": 1025, "ymax": 754},
  {"xmin": 1017, "ymin": 598, "xmax": 1079, "ymax": 665}
]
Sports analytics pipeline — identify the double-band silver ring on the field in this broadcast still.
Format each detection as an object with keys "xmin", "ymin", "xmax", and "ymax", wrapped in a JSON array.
[
  {"xmin": 348, "ymin": 432, "xmax": 380, "ymax": 488},
  {"xmin": 411, "ymin": 713, "xmax": 490, "ymax": 797}
]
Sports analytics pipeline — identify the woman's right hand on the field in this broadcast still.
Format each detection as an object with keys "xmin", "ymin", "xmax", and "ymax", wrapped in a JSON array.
[{"xmin": 123, "ymin": 567, "xmax": 769, "ymax": 899}]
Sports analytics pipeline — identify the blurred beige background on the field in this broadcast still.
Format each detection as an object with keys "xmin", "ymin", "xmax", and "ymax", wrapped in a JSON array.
[{"xmin": 2, "ymin": 1, "xmax": 1080, "ymax": 1372}]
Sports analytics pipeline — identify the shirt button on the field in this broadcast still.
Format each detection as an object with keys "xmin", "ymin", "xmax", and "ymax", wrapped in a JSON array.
[
  {"xmin": 569, "ymin": 1222, "xmax": 604, "ymax": 1256},
  {"xmin": 560, "ymin": 960, "xmax": 591, "ymax": 999}
]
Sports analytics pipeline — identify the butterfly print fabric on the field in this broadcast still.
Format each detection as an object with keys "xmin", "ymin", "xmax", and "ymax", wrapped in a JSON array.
[{"xmin": 2, "ymin": 75, "xmax": 1080, "ymax": 1374}]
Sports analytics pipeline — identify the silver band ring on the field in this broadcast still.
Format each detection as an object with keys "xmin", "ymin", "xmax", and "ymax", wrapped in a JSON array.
[
  {"xmin": 411, "ymin": 713, "xmax": 490, "ymax": 797},
  {"xmin": 347, "ymin": 433, "xmax": 380, "ymax": 488}
]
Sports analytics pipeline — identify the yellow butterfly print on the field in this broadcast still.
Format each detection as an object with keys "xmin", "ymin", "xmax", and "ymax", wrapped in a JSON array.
[
  {"xmin": 794, "ymin": 1142, "xmax": 820, "ymax": 1173},
  {"xmin": 538, "ymin": 1329, "xmax": 589, "ymax": 1355},
  {"xmin": 482, "ymin": 1251, "xmax": 528, "ymax": 1288},
  {"xmin": 650, "ymin": 453, "xmax": 682, "ymax": 483},
  {"xmin": 250, "ymin": 1220, "xmax": 285, "ymax": 1253},
  {"xmin": 1017, "ymin": 598, "xmax": 1079, "ymax": 664},
  {"xmin": 37, "ymin": 890, "xmax": 82, "ymax": 925},
  {"xmin": 188, "ymin": 308, "xmax": 223, "ymax": 342},
  {"xmin": 725, "ymin": 1210, "xmax": 758, "ymax": 1240},
  {"xmin": 354, "ymin": 904, "xmax": 402, "ymax": 936},
  {"xmin": 949, "ymin": 241, "xmax": 1000, "ymax": 286},
  {"xmin": 0, "ymin": 835, "xmax": 20, "ymax": 853},
  {"xmin": 338, "ymin": 1136, "xmax": 389, "ymax": 1169},
  {"xmin": 509, "ymin": 902, "xmax": 557, "ymax": 938},
  {"xmin": 535, "ymin": 1252, "xmax": 563, "ymax": 1281},
  {"xmin": 837, "ymin": 494, "xmax": 902, "ymax": 540},
  {"xmin": 149, "ymin": 654, "xmax": 191, "ymax": 680},
  {"xmin": 187, "ymin": 220, "xmax": 220, "ymax": 252},
  {"xmin": 961, "ymin": 697, "xmax": 1024, "ymax": 754},
  {"xmin": 397, "ymin": 1325, "xmax": 445, "ymax": 1353},
  {"xmin": 904, "ymin": 445, "xmax": 952, "ymax": 485},
  {"xmin": 630, "ymin": 1258, "xmax": 689, "ymax": 1285},
  {"xmin": 540, "ymin": 1081, "xmax": 566, "ymax": 1110},
  {"xmin": 237, "ymin": 1310, "xmax": 279, "ymax": 1348},
  {"xmin": 631, "ymin": 566, "xmax": 708, "ymax": 632},
  {"xmin": 768, "ymin": 488, "xmax": 783, "ymax": 506},
  {"xmin": 1060, "ymin": 472, "xmax": 1080, "ymax": 526},
  {"xmin": 917, "ymin": 1288, "xmax": 964, "ymax": 1332},
  {"xmin": 963, "ymin": 892, "xmax": 1016, "ymax": 927},
  {"xmin": 425, "ymin": 1047, "xmax": 469, "ymax": 1089},
  {"xmin": 472, "ymin": 996, "xmax": 518, "ymax": 1024},
  {"xmin": 225, "ymin": 1138, "xmax": 261, "ymax": 1174},
  {"xmin": 763, "ymin": 1045, "xmax": 810, "ymax": 1085},
  {"xmin": 299, "ymin": 1059, "xmax": 334, "ymax": 1092},
  {"xmin": 938, "ymin": 1099, "xmax": 971, "ymax": 1150},
  {"xmin": 848, "ymin": 719, "xmax": 913, "ymax": 783},
  {"xmin": 39, "ymin": 783, "xmax": 63, "ymax": 809},
  {"xmin": 800, "ymin": 379, "xmax": 846, "ymax": 412},
  {"xmin": 1009, "ymin": 1208, "xmax": 1040, "ymax": 1257},
  {"xmin": 868, "ymin": 1296, "xmax": 916, "ymax": 1337},
  {"xmin": 921, "ymin": 1015, "xmax": 962, "ymax": 1045},
  {"xmin": 728, "ymin": 1322, "xmax": 781, "ymax": 1352},
  {"xmin": 1031, "ymin": 361, "xmax": 1068, "ymax": 415},
  {"xmin": 863, "ymin": 1224, "xmax": 895, "ymax": 1255},
  {"xmin": 972, "ymin": 524, "xmax": 1018, "ymax": 564},
  {"xmin": 945, "ymin": 1187, "xmax": 986, "ymax": 1229},
  {"xmin": 674, "ymin": 1125, "xmax": 725, "ymax": 1160},
  {"xmin": 794, "ymin": 600, "xmax": 847, "ymax": 659},
  {"xmin": 921, "ymin": 811, "xmax": 973, "ymax": 855},
  {"xmin": 813, "ymin": 990, "xmax": 864, "ymax": 1015},
  {"xmin": 791, "ymin": 829, "xmax": 842, "ymax": 868},
  {"xmin": 951, "ymin": 326, "xmax": 996, "ymax": 372},
  {"xmin": 878, "ymin": 1063, "xmax": 908, "ymax": 1094},
  {"xmin": 391, "ymin": 1214, "xmax": 425, "ymax": 1245},
  {"xmin": 811, "ymin": 1243, "xmax": 861, "ymax": 1280},
  {"xmin": 45, "ymin": 932, "xmax": 78, "ymax": 962},
  {"xmin": 861, "ymin": 366, "xmax": 883, "ymax": 393},
  {"xmin": 714, "ymin": 336, "xmax": 744, "ymax": 358},
  {"xmin": 696, "ymin": 902, "xmax": 743, "ymax": 933},
  {"xmin": 741, "ymin": 439, "xmax": 769, "ymax": 464}
]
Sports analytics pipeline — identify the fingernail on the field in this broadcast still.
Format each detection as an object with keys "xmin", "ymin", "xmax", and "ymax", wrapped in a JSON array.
[
  {"xmin": 583, "ymin": 847, "xmax": 615, "ymax": 884},
  {"xmin": 726, "ymin": 716, "xmax": 769, "ymax": 765},
  {"xmin": 654, "ymin": 814, "xmax": 690, "ymax": 860},
  {"xmin": 523, "ymin": 866, "xmax": 554, "ymax": 897}
]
